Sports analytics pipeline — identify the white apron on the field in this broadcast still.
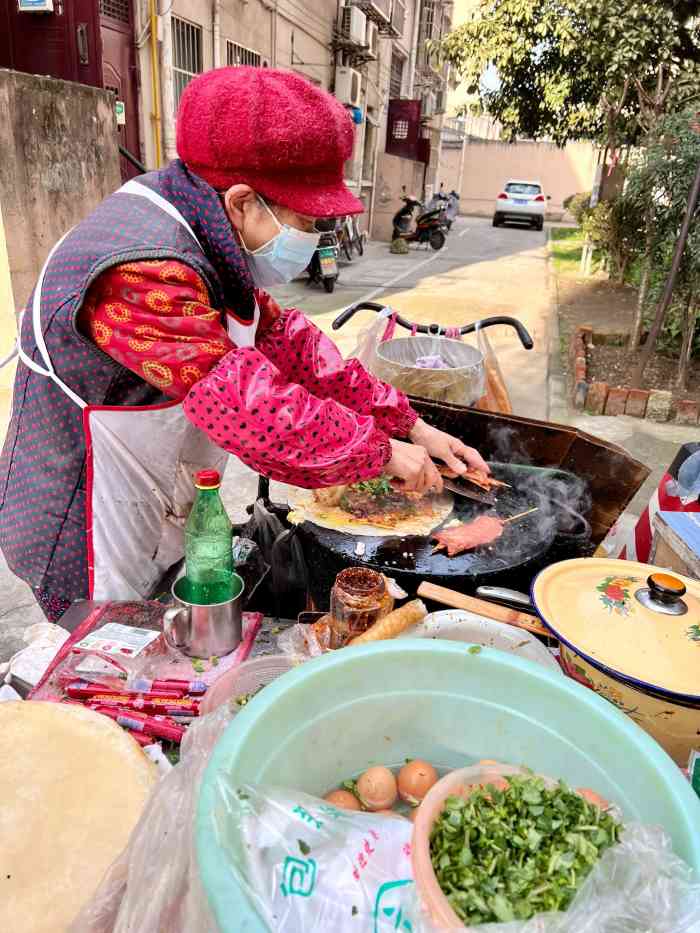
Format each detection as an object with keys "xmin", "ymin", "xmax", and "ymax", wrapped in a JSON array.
[{"xmin": 17, "ymin": 181, "xmax": 257, "ymax": 601}]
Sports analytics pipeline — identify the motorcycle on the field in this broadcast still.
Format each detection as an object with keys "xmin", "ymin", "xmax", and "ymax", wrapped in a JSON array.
[
  {"xmin": 306, "ymin": 230, "xmax": 339, "ymax": 293},
  {"xmin": 391, "ymin": 195, "xmax": 446, "ymax": 251}
]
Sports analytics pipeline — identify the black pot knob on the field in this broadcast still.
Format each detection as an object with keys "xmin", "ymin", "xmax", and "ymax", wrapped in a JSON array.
[{"xmin": 647, "ymin": 573, "xmax": 686, "ymax": 605}]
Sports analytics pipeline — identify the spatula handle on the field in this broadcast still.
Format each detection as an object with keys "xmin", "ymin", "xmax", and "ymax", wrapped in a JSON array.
[{"xmin": 416, "ymin": 582, "xmax": 550, "ymax": 638}]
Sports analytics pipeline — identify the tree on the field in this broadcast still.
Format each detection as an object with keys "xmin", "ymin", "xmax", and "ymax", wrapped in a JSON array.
[{"xmin": 438, "ymin": 1, "xmax": 700, "ymax": 148}]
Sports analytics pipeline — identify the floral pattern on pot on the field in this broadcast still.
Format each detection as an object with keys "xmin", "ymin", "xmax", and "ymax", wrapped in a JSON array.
[
  {"xmin": 688, "ymin": 624, "xmax": 700, "ymax": 644},
  {"xmin": 596, "ymin": 576, "xmax": 639, "ymax": 616}
]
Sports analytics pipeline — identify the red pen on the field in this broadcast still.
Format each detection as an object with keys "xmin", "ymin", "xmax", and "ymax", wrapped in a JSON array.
[
  {"xmin": 92, "ymin": 705, "xmax": 185, "ymax": 743},
  {"xmin": 128, "ymin": 677, "xmax": 208, "ymax": 696},
  {"xmin": 65, "ymin": 680, "xmax": 183, "ymax": 702}
]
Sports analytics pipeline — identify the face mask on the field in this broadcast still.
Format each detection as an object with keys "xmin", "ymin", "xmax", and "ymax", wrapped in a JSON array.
[{"xmin": 241, "ymin": 198, "xmax": 320, "ymax": 286}]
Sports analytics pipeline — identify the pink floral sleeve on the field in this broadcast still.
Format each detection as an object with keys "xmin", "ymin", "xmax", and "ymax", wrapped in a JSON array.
[
  {"xmin": 256, "ymin": 306, "xmax": 418, "ymax": 437},
  {"xmin": 183, "ymin": 348, "xmax": 393, "ymax": 488}
]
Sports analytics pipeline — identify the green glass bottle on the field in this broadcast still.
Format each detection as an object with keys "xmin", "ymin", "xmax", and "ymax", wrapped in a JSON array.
[{"xmin": 183, "ymin": 470, "xmax": 233, "ymax": 605}]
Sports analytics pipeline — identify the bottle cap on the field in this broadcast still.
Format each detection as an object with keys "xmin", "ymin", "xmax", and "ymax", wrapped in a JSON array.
[{"xmin": 195, "ymin": 469, "xmax": 221, "ymax": 489}]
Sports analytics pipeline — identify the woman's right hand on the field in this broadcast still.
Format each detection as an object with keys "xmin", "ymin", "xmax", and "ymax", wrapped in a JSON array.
[{"xmin": 386, "ymin": 439, "xmax": 443, "ymax": 494}]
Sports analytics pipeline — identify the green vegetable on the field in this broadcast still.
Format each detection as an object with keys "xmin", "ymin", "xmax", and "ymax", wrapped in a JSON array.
[
  {"xmin": 355, "ymin": 476, "xmax": 392, "ymax": 498},
  {"xmin": 298, "ymin": 839, "xmax": 311, "ymax": 856},
  {"xmin": 192, "ymin": 658, "xmax": 205, "ymax": 674},
  {"xmin": 235, "ymin": 685, "xmax": 265, "ymax": 708},
  {"xmin": 429, "ymin": 774, "xmax": 620, "ymax": 926},
  {"xmin": 210, "ymin": 655, "xmax": 219, "ymax": 667},
  {"xmin": 468, "ymin": 645, "xmax": 482, "ymax": 655}
]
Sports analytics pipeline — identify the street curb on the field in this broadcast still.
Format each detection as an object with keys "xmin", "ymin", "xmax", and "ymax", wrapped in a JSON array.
[{"xmin": 544, "ymin": 230, "xmax": 568, "ymax": 422}]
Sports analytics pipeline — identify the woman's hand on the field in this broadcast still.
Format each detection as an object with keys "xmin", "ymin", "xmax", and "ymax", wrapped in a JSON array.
[
  {"xmin": 386, "ymin": 439, "xmax": 443, "ymax": 494},
  {"xmin": 408, "ymin": 419, "xmax": 489, "ymax": 475}
]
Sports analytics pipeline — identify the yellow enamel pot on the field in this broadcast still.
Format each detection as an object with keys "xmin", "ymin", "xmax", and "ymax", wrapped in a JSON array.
[{"xmin": 532, "ymin": 558, "xmax": 700, "ymax": 767}]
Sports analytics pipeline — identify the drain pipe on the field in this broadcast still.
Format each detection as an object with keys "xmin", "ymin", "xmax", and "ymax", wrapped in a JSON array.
[
  {"xmin": 148, "ymin": 0, "xmax": 162, "ymax": 167},
  {"xmin": 407, "ymin": 0, "xmax": 422, "ymax": 97},
  {"xmin": 160, "ymin": 0, "xmax": 177, "ymax": 161},
  {"xmin": 213, "ymin": 0, "xmax": 221, "ymax": 68}
]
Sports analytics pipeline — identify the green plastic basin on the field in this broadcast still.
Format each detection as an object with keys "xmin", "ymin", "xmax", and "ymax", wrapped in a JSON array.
[{"xmin": 196, "ymin": 640, "xmax": 700, "ymax": 932}]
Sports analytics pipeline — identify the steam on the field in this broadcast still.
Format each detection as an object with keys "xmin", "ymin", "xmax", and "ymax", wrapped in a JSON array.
[{"xmin": 486, "ymin": 423, "xmax": 592, "ymax": 545}]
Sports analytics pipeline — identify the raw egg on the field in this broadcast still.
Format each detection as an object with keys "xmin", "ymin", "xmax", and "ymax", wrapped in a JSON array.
[
  {"xmin": 356, "ymin": 766, "xmax": 398, "ymax": 811},
  {"xmin": 323, "ymin": 789, "xmax": 360, "ymax": 811},
  {"xmin": 397, "ymin": 759, "xmax": 438, "ymax": 806}
]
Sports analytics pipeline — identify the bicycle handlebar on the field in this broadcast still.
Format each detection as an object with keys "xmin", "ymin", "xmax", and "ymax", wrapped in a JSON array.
[{"xmin": 331, "ymin": 301, "xmax": 534, "ymax": 350}]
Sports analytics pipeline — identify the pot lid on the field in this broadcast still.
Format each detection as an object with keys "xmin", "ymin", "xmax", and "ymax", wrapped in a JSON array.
[{"xmin": 532, "ymin": 558, "xmax": 700, "ymax": 700}]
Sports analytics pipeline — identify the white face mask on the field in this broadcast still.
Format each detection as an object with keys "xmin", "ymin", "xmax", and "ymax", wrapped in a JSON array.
[{"xmin": 241, "ymin": 197, "xmax": 320, "ymax": 287}]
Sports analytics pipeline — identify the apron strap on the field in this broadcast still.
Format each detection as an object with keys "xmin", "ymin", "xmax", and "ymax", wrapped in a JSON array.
[
  {"xmin": 16, "ymin": 230, "xmax": 88, "ymax": 409},
  {"xmin": 14, "ymin": 181, "xmax": 204, "ymax": 410},
  {"xmin": 118, "ymin": 179, "xmax": 202, "ymax": 248}
]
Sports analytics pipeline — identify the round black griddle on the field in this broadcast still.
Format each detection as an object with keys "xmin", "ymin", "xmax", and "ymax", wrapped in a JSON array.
[{"xmin": 296, "ymin": 463, "xmax": 593, "ymax": 609}]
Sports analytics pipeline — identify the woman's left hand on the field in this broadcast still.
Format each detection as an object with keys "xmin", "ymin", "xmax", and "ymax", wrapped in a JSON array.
[{"xmin": 408, "ymin": 419, "xmax": 490, "ymax": 475}]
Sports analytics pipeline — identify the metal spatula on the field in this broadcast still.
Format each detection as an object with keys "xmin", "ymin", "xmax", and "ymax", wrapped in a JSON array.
[{"xmin": 441, "ymin": 477, "xmax": 496, "ymax": 506}]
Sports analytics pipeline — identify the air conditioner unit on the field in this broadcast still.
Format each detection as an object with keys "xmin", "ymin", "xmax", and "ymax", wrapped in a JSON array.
[
  {"xmin": 340, "ymin": 4, "xmax": 367, "ymax": 45},
  {"xmin": 366, "ymin": 21, "xmax": 379, "ymax": 58},
  {"xmin": 349, "ymin": 0, "xmax": 391, "ymax": 26},
  {"xmin": 335, "ymin": 66, "xmax": 363, "ymax": 107}
]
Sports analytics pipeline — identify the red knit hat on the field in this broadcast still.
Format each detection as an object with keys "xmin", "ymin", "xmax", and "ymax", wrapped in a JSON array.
[{"xmin": 176, "ymin": 67, "xmax": 364, "ymax": 217}]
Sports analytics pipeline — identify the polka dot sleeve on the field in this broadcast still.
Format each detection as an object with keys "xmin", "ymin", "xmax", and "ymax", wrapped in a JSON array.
[
  {"xmin": 182, "ymin": 348, "xmax": 393, "ymax": 488},
  {"xmin": 256, "ymin": 305, "xmax": 418, "ymax": 437}
]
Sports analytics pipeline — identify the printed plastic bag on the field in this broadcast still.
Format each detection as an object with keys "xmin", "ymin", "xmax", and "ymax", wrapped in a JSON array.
[
  {"xmin": 347, "ymin": 306, "xmax": 395, "ymax": 372},
  {"xmin": 207, "ymin": 782, "xmax": 416, "ymax": 932}
]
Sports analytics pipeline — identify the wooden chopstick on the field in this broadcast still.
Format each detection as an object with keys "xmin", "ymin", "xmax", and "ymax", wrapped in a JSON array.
[{"xmin": 502, "ymin": 507, "xmax": 538, "ymax": 524}]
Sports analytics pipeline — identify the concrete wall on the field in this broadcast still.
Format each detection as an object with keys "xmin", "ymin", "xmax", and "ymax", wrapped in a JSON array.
[
  {"xmin": 373, "ymin": 152, "xmax": 425, "ymax": 241},
  {"xmin": 440, "ymin": 138, "xmax": 597, "ymax": 217},
  {"xmin": 0, "ymin": 69, "xmax": 121, "ymax": 379}
]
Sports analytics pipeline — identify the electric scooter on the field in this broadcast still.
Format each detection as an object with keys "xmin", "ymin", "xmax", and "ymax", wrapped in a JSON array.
[
  {"xmin": 306, "ymin": 230, "xmax": 339, "ymax": 293},
  {"xmin": 391, "ymin": 196, "xmax": 446, "ymax": 251}
]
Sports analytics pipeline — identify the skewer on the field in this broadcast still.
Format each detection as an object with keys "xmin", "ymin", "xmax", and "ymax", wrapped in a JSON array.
[{"xmin": 502, "ymin": 507, "xmax": 538, "ymax": 524}]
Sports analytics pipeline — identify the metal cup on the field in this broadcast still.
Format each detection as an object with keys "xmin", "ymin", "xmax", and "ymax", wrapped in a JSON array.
[{"xmin": 162, "ymin": 575, "xmax": 245, "ymax": 658}]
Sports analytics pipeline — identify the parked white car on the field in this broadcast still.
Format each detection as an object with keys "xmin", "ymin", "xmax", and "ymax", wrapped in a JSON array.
[{"xmin": 493, "ymin": 180, "xmax": 549, "ymax": 231}]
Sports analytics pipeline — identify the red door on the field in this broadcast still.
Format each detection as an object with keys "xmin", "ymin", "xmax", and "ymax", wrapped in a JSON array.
[{"xmin": 100, "ymin": 0, "xmax": 142, "ymax": 180}]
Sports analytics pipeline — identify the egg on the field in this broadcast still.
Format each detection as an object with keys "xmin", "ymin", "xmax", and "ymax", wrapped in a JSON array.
[
  {"xmin": 323, "ymin": 789, "xmax": 361, "ymax": 811},
  {"xmin": 356, "ymin": 766, "xmax": 398, "ymax": 811},
  {"xmin": 397, "ymin": 759, "xmax": 438, "ymax": 806}
]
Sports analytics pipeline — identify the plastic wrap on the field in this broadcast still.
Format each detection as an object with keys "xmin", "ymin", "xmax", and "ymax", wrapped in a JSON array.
[
  {"xmin": 196, "ymin": 780, "xmax": 700, "ymax": 933},
  {"xmin": 68, "ymin": 703, "xmax": 236, "ymax": 933},
  {"xmin": 472, "ymin": 326, "xmax": 513, "ymax": 415}
]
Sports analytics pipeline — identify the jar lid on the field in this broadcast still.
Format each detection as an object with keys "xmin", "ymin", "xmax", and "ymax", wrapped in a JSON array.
[
  {"xmin": 532, "ymin": 558, "xmax": 700, "ymax": 701},
  {"xmin": 195, "ymin": 469, "xmax": 221, "ymax": 489}
]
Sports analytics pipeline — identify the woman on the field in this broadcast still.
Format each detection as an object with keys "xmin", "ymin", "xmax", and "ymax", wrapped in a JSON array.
[{"xmin": 0, "ymin": 66, "xmax": 487, "ymax": 621}]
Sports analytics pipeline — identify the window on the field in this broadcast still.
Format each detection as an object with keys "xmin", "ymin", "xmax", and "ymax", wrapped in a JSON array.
[
  {"xmin": 392, "ymin": 119, "xmax": 409, "ymax": 140},
  {"xmin": 505, "ymin": 182, "xmax": 542, "ymax": 196},
  {"xmin": 226, "ymin": 41, "xmax": 262, "ymax": 68},
  {"xmin": 99, "ymin": 0, "xmax": 130, "ymax": 23},
  {"xmin": 172, "ymin": 16, "xmax": 202, "ymax": 111},
  {"xmin": 389, "ymin": 51, "xmax": 404, "ymax": 98},
  {"xmin": 422, "ymin": 0, "xmax": 436, "ymax": 41}
]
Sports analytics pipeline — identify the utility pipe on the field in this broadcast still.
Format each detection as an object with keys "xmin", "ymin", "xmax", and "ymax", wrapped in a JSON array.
[
  {"xmin": 148, "ymin": 0, "xmax": 162, "ymax": 167},
  {"xmin": 407, "ymin": 0, "xmax": 422, "ymax": 98},
  {"xmin": 213, "ymin": 0, "xmax": 221, "ymax": 68},
  {"xmin": 160, "ymin": 0, "xmax": 177, "ymax": 161}
]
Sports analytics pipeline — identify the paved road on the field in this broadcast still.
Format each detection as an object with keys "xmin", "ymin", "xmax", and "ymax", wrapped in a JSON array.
[{"xmin": 0, "ymin": 216, "xmax": 552, "ymax": 662}]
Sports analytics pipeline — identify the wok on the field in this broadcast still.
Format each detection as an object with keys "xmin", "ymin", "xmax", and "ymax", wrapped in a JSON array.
[{"xmin": 297, "ymin": 463, "xmax": 593, "ymax": 610}]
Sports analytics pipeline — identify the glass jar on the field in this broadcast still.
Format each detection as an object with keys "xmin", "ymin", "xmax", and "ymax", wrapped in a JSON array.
[{"xmin": 329, "ymin": 568, "xmax": 394, "ymax": 648}]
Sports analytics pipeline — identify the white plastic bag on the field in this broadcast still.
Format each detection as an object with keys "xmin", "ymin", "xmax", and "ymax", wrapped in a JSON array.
[{"xmin": 209, "ymin": 782, "xmax": 416, "ymax": 932}]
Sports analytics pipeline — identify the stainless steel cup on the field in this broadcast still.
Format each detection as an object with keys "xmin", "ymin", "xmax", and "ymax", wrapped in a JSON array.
[{"xmin": 162, "ymin": 575, "xmax": 245, "ymax": 658}]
